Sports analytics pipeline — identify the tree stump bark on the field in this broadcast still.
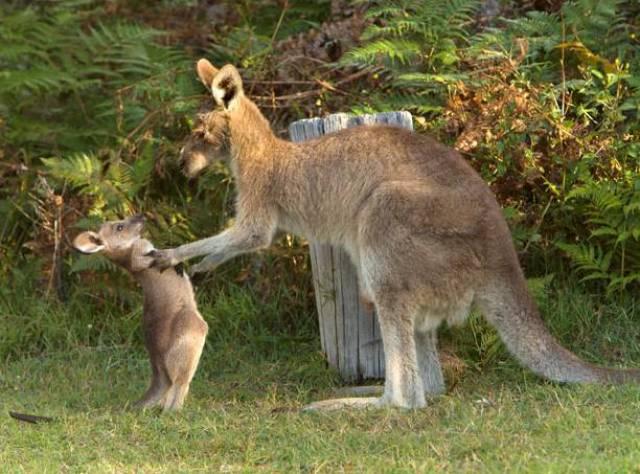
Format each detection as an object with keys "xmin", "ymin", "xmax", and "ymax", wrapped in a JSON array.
[{"xmin": 288, "ymin": 111, "xmax": 413, "ymax": 381}]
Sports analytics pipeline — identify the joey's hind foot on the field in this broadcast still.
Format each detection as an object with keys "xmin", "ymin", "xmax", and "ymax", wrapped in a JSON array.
[
  {"xmin": 132, "ymin": 399, "xmax": 158, "ymax": 411},
  {"xmin": 132, "ymin": 392, "xmax": 168, "ymax": 411}
]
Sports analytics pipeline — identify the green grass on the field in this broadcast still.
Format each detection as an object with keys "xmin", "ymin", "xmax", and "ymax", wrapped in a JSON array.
[{"xmin": 1, "ymin": 283, "xmax": 640, "ymax": 472}]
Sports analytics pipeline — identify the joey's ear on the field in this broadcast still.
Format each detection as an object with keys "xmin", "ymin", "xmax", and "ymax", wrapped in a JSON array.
[
  {"xmin": 196, "ymin": 58, "xmax": 219, "ymax": 89},
  {"xmin": 210, "ymin": 64, "xmax": 243, "ymax": 110},
  {"xmin": 73, "ymin": 231, "xmax": 105, "ymax": 254}
]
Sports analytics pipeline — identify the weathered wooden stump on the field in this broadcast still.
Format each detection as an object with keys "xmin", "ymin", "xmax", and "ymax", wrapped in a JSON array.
[{"xmin": 288, "ymin": 111, "xmax": 413, "ymax": 381}]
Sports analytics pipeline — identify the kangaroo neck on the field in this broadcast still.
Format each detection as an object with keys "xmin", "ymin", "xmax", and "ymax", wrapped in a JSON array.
[{"xmin": 226, "ymin": 97, "xmax": 285, "ymax": 186}]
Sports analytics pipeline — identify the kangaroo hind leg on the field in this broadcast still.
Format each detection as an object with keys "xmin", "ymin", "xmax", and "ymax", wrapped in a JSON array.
[
  {"xmin": 134, "ymin": 364, "xmax": 170, "ymax": 410},
  {"xmin": 304, "ymin": 301, "xmax": 426, "ymax": 411},
  {"xmin": 414, "ymin": 319, "xmax": 445, "ymax": 396},
  {"xmin": 162, "ymin": 331, "xmax": 206, "ymax": 412}
]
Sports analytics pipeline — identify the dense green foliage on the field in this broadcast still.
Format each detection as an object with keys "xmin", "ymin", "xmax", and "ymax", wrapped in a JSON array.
[
  {"xmin": 0, "ymin": 0, "xmax": 315, "ymax": 314},
  {"xmin": 345, "ymin": 0, "xmax": 640, "ymax": 291},
  {"xmin": 1, "ymin": 0, "xmax": 638, "ymax": 362}
]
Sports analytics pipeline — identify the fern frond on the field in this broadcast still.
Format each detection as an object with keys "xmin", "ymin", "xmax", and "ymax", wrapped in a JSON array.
[
  {"xmin": 350, "ymin": 91, "xmax": 443, "ymax": 115},
  {"xmin": 70, "ymin": 254, "xmax": 119, "ymax": 274},
  {"xmin": 341, "ymin": 39, "xmax": 422, "ymax": 66},
  {"xmin": 41, "ymin": 154, "xmax": 103, "ymax": 191},
  {"xmin": 397, "ymin": 72, "xmax": 468, "ymax": 86},
  {"xmin": 556, "ymin": 242, "xmax": 612, "ymax": 273}
]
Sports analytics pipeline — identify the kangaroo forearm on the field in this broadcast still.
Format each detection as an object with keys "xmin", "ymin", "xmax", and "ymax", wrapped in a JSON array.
[
  {"xmin": 174, "ymin": 230, "xmax": 233, "ymax": 262},
  {"xmin": 174, "ymin": 226, "xmax": 272, "ymax": 262},
  {"xmin": 189, "ymin": 247, "xmax": 241, "ymax": 274}
]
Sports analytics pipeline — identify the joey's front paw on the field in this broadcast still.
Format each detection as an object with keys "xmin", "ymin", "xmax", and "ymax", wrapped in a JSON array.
[{"xmin": 146, "ymin": 248, "xmax": 179, "ymax": 271}]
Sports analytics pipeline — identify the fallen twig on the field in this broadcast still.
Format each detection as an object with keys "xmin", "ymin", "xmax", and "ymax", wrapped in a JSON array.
[
  {"xmin": 9, "ymin": 411, "xmax": 54, "ymax": 424},
  {"xmin": 253, "ymin": 68, "xmax": 378, "ymax": 103}
]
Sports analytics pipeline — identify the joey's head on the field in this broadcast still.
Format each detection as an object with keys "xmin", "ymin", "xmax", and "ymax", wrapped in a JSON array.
[{"xmin": 73, "ymin": 214, "xmax": 146, "ymax": 266}]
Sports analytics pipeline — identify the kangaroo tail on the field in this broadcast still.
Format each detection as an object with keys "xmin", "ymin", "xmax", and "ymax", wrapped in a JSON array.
[{"xmin": 476, "ymin": 276, "xmax": 640, "ymax": 384}]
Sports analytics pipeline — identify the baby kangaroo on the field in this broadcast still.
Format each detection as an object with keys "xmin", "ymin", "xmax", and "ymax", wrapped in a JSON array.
[{"xmin": 73, "ymin": 215, "xmax": 208, "ymax": 412}]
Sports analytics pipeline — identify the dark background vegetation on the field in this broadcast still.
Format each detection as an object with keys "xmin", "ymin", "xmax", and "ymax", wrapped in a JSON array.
[{"xmin": 1, "ymin": 0, "xmax": 639, "ymax": 368}]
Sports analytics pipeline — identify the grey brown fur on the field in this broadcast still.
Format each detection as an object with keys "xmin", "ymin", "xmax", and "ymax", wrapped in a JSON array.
[
  {"xmin": 155, "ymin": 58, "xmax": 639, "ymax": 409},
  {"xmin": 73, "ymin": 215, "xmax": 207, "ymax": 412}
]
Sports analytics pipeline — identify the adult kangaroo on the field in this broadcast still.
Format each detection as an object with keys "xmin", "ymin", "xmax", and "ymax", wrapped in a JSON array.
[{"xmin": 150, "ymin": 58, "xmax": 640, "ymax": 409}]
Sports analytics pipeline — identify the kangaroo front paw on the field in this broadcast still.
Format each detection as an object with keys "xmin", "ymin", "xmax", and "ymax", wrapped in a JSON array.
[{"xmin": 146, "ymin": 248, "xmax": 179, "ymax": 271}]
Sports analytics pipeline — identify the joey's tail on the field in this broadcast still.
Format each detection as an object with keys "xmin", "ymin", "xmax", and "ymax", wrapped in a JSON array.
[{"xmin": 477, "ymin": 276, "xmax": 640, "ymax": 384}]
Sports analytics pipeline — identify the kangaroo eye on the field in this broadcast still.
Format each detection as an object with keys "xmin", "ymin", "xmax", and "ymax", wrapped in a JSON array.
[{"xmin": 116, "ymin": 224, "xmax": 124, "ymax": 232}]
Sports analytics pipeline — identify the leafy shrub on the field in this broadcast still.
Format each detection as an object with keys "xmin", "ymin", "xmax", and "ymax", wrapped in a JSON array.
[
  {"xmin": 1, "ymin": 0, "xmax": 639, "ymax": 366},
  {"xmin": 0, "ymin": 1, "xmax": 201, "ymax": 278},
  {"xmin": 344, "ymin": 0, "xmax": 640, "ymax": 288},
  {"xmin": 558, "ymin": 174, "xmax": 640, "ymax": 294},
  {"xmin": 342, "ymin": 0, "xmax": 480, "ymax": 114},
  {"xmin": 0, "ymin": 0, "xmax": 318, "ymax": 316}
]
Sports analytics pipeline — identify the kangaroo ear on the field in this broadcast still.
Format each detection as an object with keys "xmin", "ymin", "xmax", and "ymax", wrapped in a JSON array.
[
  {"xmin": 73, "ymin": 231, "xmax": 105, "ymax": 254},
  {"xmin": 211, "ymin": 64, "xmax": 243, "ymax": 110},
  {"xmin": 196, "ymin": 58, "xmax": 219, "ymax": 89}
]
